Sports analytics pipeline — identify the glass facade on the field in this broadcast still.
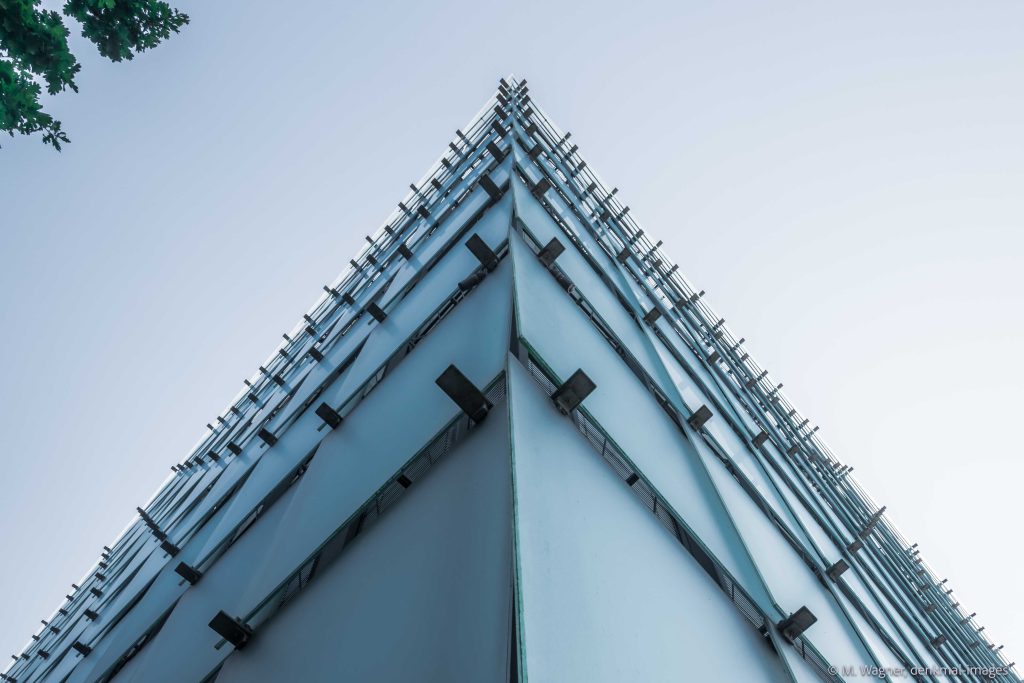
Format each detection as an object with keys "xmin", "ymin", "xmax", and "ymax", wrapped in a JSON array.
[{"xmin": 3, "ymin": 77, "xmax": 1017, "ymax": 683}]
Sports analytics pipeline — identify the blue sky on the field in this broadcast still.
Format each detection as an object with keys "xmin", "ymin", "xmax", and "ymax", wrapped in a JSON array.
[{"xmin": 1, "ymin": 0, "xmax": 1022, "ymax": 665}]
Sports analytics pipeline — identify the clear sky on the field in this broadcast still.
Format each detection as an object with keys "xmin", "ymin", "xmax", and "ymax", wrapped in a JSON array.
[{"xmin": 2, "ymin": 0, "xmax": 1022, "ymax": 667}]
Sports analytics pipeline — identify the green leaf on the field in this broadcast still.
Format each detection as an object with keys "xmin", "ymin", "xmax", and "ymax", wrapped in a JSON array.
[{"xmin": 0, "ymin": 0, "xmax": 188, "ymax": 149}]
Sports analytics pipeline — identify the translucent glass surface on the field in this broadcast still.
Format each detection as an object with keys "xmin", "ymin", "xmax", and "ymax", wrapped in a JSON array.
[
  {"xmin": 754, "ymin": 442, "xmax": 840, "ymax": 561},
  {"xmin": 113, "ymin": 485, "xmax": 302, "ymax": 683},
  {"xmin": 695, "ymin": 438, "xmax": 881, "ymax": 670},
  {"xmin": 510, "ymin": 174, "xmax": 679, "ymax": 396},
  {"xmin": 646, "ymin": 317, "xmax": 738, "ymax": 418},
  {"xmin": 89, "ymin": 541, "xmax": 168, "ymax": 621},
  {"xmin": 384, "ymin": 157, "xmax": 514, "ymax": 300},
  {"xmin": 236, "ymin": 260, "xmax": 512, "ymax": 606},
  {"xmin": 643, "ymin": 328, "xmax": 817, "ymax": 553},
  {"xmin": 511, "ymin": 231, "xmax": 772, "ymax": 609},
  {"xmin": 834, "ymin": 585, "xmax": 909, "ymax": 674},
  {"xmin": 188, "ymin": 451, "xmax": 266, "ymax": 560},
  {"xmin": 507, "ymin": 361, "xmax": 790, "ymax": 683},
  {"xmin": 67, "ymin": 503, "xmax": 236, "ymax": 683},
  {"xmin": 159, "ymin": 465, "xmax": 223, "ymax": 532},
  {"xmin": 853, "ymin": 552, "xmax": 948, "ymax": 672},
  {"xmin": 192, "ymin": 355, "xmax": 359, "ymax": 562},
  {"xmin": 191, "ymin": 420, "xmax": 319, "ymax": 563},
  {"xmin": 216, "ymin": 400, "xmax": 513, "ymax": 683},
  {"xmin": 843, "ymin": 569, "xmax": 930, "ymax": 667},
  {"xmin": 32, "ymin": 620, "xmax": 89, "ymax": 683},
  {"xmin": 330, "ymin": 192, "xmax": 512, "ymax": 402}
]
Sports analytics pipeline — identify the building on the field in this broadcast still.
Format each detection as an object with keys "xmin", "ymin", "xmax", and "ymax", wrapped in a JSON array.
[{"xmin": 3, "ymin": 77, "xmax": 1017, "ymax": 683}]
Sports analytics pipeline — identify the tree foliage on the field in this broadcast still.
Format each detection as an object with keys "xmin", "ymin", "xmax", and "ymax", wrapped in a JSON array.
[{"xmin": 0, "ymin": 0, "xmax": 188, "ymax": 150}]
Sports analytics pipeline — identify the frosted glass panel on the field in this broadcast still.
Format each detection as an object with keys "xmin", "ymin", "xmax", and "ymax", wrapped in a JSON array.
[
  {"xmin": 192, "ymin": 409, "xmax": 324, "ymax": 563},
  {"xmin": 192, "ymin": 337, "xmax": 361, "ymax": 562},
  {"xmin": 115, "ymin": 485, "xmax": 302, "ymax": 683},
  {"xmin": 648, "ymin": 315, "xmax": 740, "ymax": 418},
  {"xmin": 843, "ymin": 569, "xmax": 926, "ymax": 666},
  {"xmin": 237, "ymin": 260, "xmax": 511, "ymax": 606},
  {"xmin": 757, "ymin": 443, "xmax": 847, "ymax": 562},
  {"xmin": 835, "ymin": 586, "xmax": 909, "ymax": 674},
  {"xmin": 694, "ymin": 436, "xmax": 880, "ymax": 670},
  {"xmin": 507, "ymin": 361, "xmax": 789, "ymax": 683},
  {"xmin": 35, "ymin": 620, "xmax": 89, "ymax": 683},
  {"xmin": 707, "ymin": 424, "xmax": 814, "ymax": 549},
  {"xmin": 216, "ymin": 400, "xmax": 512, "ymax": 683},
  {"xmin": 511, "ymin": 231, "xmax": 771, "ymax": 609},
  {"xmin": 159, "ymin": 467, "xmax": 222, "ymax": 534},
  {"xmin": 92, "ymin": 541, "xmax": 168, "ymax": 618},
  {"xmin": 259, "ymin": 343, "xmax": 347, "ymax": 435},
  {"xmin": 639, "ymin": 305, "xmax": 819, "ymax": 555},
  {"xmin": 385, "ymin": 157, "xmax": 512, "ymax": 299},
  {"xmin": 854, "ymin": 552, "xmax": 947, "ymax": 672},
  {"xmin": 68, "ymin": 503, "xmax": 237, "ymax": 683},
  {"xmin": 510, "ymin": 175, "xmax": 678, "ymax": 397},
  {"xmin": 332, "ymin": 191, "xmax": 512, "ymax": 402}
]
